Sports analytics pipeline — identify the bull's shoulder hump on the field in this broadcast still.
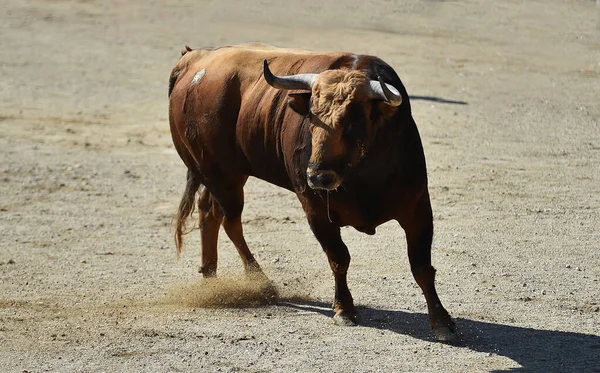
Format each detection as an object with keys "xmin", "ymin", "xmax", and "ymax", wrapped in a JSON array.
[
  {"xmin": 177, "ymin": 44, "xmax": 350, "ymax": 71},
  {"xmin": 212, "ymin": 44, "xmax": 350, "ymax": 64},
  {"xmin": 221, "ymin": 43, "xmax": 329, "ymax": 56}
]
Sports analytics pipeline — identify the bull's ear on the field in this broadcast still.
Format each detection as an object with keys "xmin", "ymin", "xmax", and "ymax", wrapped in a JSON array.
[{"xmin": 287, "ymin": 93, "xmax": 311, "ymax": 117}]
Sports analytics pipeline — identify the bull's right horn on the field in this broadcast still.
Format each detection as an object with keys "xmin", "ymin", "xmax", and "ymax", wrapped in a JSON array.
[
  {"xmin": 263, "ymin": 60, "xmax": 317, "ymax": 91},
  {"xmin": 368, "ymin": 77, "xmax": 403, "ymax": 107}
]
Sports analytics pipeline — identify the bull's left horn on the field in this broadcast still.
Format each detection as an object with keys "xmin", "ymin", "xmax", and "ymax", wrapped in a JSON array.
[
  {"xmin": 263, "ymin": 60, "xmax": 317, "ymax": 91},
  {"xmin": 368, "ymin": 77, "xmax": 403, "ymax": 107}
]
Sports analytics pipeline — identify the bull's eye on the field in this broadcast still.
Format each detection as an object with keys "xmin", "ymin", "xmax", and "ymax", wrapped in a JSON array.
[{"xmin": 344, "ymin": 122, "xmax": 365, "ymax": 140}]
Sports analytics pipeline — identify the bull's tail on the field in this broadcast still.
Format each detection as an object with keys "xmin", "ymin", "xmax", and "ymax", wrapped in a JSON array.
[
  {"xmin": 174, "ymin": 169, "xmax": 202, "ymax": 256},
  {"xmin": 168, "ymin": 46, "xmax": 193, "ymax": 98},
  {"xmin": 168, "ymin": 69, "xmax": 180, "ymax": 98}
]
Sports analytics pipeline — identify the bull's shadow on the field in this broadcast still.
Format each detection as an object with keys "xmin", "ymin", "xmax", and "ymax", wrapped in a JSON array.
[
  {"xmin": 281, "ymin": 300, "xmax": 600, "ymax": 373},
  {"xmin": 410, "ymin": 95, "xmax": 468, "ymax": 105}
]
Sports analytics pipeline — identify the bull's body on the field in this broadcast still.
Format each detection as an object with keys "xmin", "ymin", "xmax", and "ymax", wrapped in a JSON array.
[{"xmin": 168, "ymin": 43, "xmax": 455, "ymax": 341}]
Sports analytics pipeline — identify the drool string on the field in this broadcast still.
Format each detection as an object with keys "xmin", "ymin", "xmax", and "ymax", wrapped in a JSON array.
[{"xmin": 326, "ymin": 191, "xmax": 332, "ymax": 223}]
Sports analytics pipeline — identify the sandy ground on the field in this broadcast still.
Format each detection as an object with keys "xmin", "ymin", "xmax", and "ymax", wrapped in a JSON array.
[{"xmin": 1, "ymin": 0, "xmax": 599, "ymax": 372}]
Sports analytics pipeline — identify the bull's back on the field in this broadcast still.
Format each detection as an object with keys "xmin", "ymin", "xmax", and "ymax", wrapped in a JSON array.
[
  {"xmin": 169, "ymin": 44, "xmax": 351, "ymax": 188},
  {"xmin": 170, "ymin": 43, "xmax": 349, "ymax": 99}
]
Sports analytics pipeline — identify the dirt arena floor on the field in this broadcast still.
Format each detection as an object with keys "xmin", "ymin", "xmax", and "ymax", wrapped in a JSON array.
[{"xmin": 1, "ymin": 1, "xmax": 599, "ymax": 372}]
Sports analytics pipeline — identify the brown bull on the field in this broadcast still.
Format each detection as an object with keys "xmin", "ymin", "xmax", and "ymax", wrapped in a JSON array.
[{"xmin": 168, "ymin": 43, "xmax": 455, "ymax": 342}]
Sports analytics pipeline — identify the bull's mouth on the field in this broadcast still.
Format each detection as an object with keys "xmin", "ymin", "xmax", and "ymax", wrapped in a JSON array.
[{"xmin": 306, "ymin": 168, "xmax": 343, "ymax": 190}]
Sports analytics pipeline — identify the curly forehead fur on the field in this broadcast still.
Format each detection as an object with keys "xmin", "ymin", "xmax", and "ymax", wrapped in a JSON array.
[{"xmin": 311, "ymin": 70, "xmax": 369, "ymax": 127}]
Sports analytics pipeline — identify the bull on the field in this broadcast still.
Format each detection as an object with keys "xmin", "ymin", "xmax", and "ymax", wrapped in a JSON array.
[{"xmin": 168, "ymin": 43, "xmax": 455, "ymax": 342}]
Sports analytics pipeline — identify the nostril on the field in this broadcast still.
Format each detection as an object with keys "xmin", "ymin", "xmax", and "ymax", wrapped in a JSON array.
[
  {"xmin": 307, "ymin": 168, "xmax": 338, "ymax": 189},
  {"xmin": 319, "ymin": 173, "xmax": 333, "ymax": 186}
]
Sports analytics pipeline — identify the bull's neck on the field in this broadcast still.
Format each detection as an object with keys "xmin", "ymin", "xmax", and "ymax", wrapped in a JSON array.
[{"xmin": 356, "ymin": 110, "xmax": 425, "ymax": 184}]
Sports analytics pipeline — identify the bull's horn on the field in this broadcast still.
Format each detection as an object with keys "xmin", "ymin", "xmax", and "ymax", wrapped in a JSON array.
[
  {"xmin": 368, "ymin": 77, "xmax": 403, "ymax": 107},
  {"xmin": 263, "ymin": 60, "xmax": 317, "ymax": 91}
]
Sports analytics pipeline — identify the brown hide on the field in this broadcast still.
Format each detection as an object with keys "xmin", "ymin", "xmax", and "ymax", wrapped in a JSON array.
[
  {"xmin": 170, "ymin": 44, "xmax": 343, "ymax": 190},
  {"xmin": 168, "ymin": 43, "xmax": 455, "ymax": 341},
  {"xmin": 168, "ymin": 43, "xmax": 423, "ymax": 229}
]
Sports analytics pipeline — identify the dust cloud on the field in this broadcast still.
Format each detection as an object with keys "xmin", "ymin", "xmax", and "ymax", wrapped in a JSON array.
[{"xmin": 163, "ymin": 275, "xmax": 279, "ymax": 308}]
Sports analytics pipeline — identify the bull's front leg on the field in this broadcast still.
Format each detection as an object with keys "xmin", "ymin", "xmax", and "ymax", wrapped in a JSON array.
[
  {"xmin": 400, "ymin": 190, "xmax": 456, "ymax": 342},
  {"xmin": 308, "ymin": 218, "xmax": 357, "ymax": 326}
]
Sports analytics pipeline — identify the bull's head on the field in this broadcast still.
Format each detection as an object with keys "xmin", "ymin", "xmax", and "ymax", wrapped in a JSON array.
[{"xmin": 263, "ymin": 60, "xmax": 402, "ymax": 190}]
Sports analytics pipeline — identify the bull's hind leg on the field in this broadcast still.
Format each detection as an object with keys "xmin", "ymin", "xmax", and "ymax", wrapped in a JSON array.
[
  {"xmin": 217, "ymin": 183, "xmax": 276, "ymax": 302},
  {"xmin": 209, "ymin": 179, "xmax": 265, "ymax": 277},
  {"xmin": 197, "ymin": 188, "xmax": 223, "ymax": 277},
  {"xmin": 223, "ymin": 214, "xmax": 264, "ymax": 275},
  {"xmin": 400, "ymin": 190, "xmax": 456, "ymax": 343}
]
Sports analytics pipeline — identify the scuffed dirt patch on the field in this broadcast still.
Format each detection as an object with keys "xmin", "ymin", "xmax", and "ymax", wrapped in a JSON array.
[{"xmin": 163, "ymin": 275, "xmax": 279, "ymax": 308}]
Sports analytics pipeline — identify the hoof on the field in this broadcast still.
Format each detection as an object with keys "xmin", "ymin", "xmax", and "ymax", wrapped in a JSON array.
[
  {"xmin": 244, "ymin": 268, "xmax": 278, "ymax": 304},
  {"xmin": 245, "ymin": 268, "xmax": 269, "ymax": 282},
  {"xmin": 258, "ymin": 282, "xmax": 279, "ymax": 304},
  {"xmin": 198, "ymin": 266, "xmax": 216, "ymax": 278},
  {"xmin": 433, "ymin": 326, "xmax": 457, "ymax": 344},
  {"xmin": 333, "ymin": 312, "xmax": 358, "ymax": 326}
]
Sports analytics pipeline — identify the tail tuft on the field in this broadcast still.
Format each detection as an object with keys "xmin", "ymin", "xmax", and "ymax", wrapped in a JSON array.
[
  {"xmin": 174, "ymin": 169, "xmax": 202, "ymax": 256},
  {"xmin": 168, "ymin": 70, "xmax": 180, "ymax": 98}
]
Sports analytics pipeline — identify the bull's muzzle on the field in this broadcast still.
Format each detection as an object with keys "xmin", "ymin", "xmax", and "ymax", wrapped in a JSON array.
[{"xmin": 306, "ymin": 168, "xmax": 342, "ymax": 190}]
